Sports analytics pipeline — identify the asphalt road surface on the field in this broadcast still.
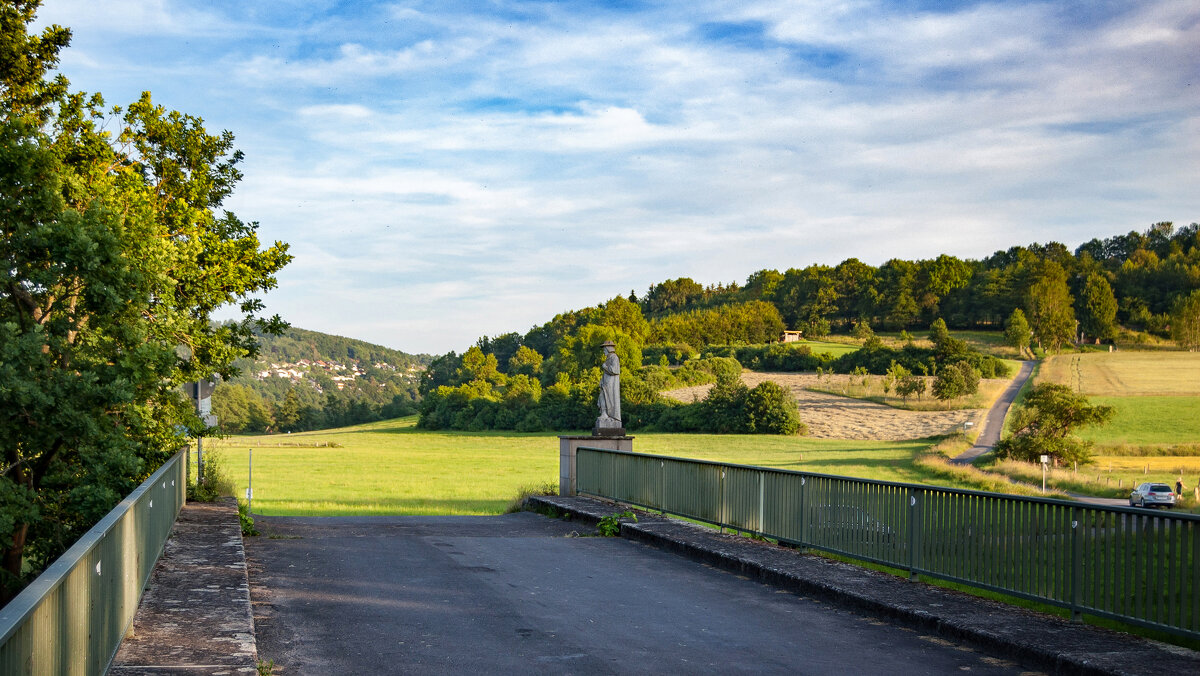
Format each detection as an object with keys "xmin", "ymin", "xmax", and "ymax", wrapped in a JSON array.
[
  {"xmin": 246, "ymin": 512, "xmax": 1040, "ymax": 675},
  {"xmin": 953, "ymin": 360, "xmax": 1035, "ymax": 464}
]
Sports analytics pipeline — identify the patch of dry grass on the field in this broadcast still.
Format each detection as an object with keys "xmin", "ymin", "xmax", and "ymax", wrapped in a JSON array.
[{"xmin": 807, "ymin": 373, "xmax": 1010, "ymax": 412}]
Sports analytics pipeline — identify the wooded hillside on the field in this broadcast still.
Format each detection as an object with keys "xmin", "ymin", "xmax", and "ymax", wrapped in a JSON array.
[
  {"xmin": 210, "ymin": 328, "xmax": 433, "ymax": 434},
  {"xmin": 417, "ymin": 221, "xmax": 1200, "ymax": 435}
]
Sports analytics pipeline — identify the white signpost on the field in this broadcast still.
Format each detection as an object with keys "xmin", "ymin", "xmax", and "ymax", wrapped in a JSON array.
[{"xmin": 191, "ymin": 378, "xmax": 218, "ymax": 483}]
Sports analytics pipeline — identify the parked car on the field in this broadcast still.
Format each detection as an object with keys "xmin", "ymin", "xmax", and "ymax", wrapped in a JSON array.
[{"xmin": 1129, "ymin": 483, "xmax": 1176, "ymax": 509}]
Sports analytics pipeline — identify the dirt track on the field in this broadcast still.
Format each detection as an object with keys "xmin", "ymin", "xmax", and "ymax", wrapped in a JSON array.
[{"xmin": 663, "ymin": 372, "xmax": 984, "ymax": 441}]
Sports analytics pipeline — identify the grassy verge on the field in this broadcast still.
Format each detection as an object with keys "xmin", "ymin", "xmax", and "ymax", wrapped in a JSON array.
[{"xmin": 980, "ymin": 457, "xmax": 1200, "ymax": 512}]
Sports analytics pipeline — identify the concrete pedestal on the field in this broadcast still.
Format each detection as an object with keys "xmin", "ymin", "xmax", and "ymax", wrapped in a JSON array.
[{"xmin": 559, "ymin": 435, "xmax": 634, "ymax": 496}]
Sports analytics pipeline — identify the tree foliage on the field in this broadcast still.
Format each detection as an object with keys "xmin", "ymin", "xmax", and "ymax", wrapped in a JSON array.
[
  {"xmin": 995, "ymin": 384, "xmax": 1114, "ymax": 465},
  {"xmin": 0, "ymin": 2, "xmax": 290, "ymax": 600},
  {"xmin": 1026, "ymin": 261, "xmax": 1076, "ymax": 352},
  {"xmin": 1171, "ymin": 289, "xmax": 1200, "ymax": 351},
  {"xmin": 1003, "ymin": 308, "xmax": 1031, "ymax": 351},
  {"xmin": 1077, "ymin": 273, "xmax": 1118, "ymax": 343},
  {"xmin": 931, "ymin": 361, "xmax": 980, "ymax": 402}
]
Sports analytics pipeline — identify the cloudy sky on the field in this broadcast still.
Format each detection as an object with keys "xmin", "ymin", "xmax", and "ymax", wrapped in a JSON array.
[{"xmin": 35, "ymin": 0, "xmax": 1200, "ymax": 355}]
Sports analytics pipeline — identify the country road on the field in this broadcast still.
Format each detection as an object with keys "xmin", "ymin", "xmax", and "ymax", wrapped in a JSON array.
[
  {"xmin": 952, "ymin": 360, "xmax": 1034, "ymax": 464},
  {"xmin": 245, "ymin": 513, "xmax": 1035, "ymax": 675}
]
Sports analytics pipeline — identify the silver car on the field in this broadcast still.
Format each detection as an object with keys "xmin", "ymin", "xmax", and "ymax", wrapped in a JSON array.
[{"xmin": 1129, "ymin": 483, "xmax": 1176, "ymax": 509}]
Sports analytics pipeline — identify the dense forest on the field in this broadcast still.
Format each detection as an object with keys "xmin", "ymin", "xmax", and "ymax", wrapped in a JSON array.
[
  {"xmin": 209, "ymin": 327, "xmax": 433, "ymax": 433},
  {"xmin": 417, "ymin": 222, "xmax": 1200, "ymax": 434}
]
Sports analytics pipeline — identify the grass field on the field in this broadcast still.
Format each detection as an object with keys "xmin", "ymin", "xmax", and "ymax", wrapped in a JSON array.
[
  {"xmin": 1077, "ymin": 396, "xmax": 1200, "ymax": 445},
  {"xmin": 199, "ymin": 416, "xmax": 946, "ymax": 516},
  {"xmin": 1034, "ymin": 351, "xmax": 1200, "ymax": 448},
  {"xmin": 793, "ymin": 339, "xmax": 860, "ymax": 357}
]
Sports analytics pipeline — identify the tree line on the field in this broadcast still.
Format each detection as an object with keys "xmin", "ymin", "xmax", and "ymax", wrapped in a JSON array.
[
  {"xmin": 416, "ymin": 221, "xmax": 1200, "ymax": 437},
  {"xmin": 417, "ymin": 295, "xmax": 1007, "ymax": 434},
  {"xmin": 640, "ymin": 222, "xmax": 1200, "ymax": 349}
]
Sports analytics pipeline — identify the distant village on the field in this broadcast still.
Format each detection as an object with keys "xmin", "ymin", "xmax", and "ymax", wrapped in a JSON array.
[{"xmin": 254, "ymin": 359, "xmax": 424, "ymax": 391}]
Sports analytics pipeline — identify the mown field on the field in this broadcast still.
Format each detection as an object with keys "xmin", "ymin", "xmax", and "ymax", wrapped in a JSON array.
[
  {"xmin": 200, "ymin": 417, "xmax": 940, "ymax": 516},
  {"xmin": 1036, "ymin": 351, "xmax": 1200, "ymax": 448}
]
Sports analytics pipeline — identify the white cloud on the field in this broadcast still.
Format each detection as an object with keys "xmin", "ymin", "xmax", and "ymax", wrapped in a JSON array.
[{"xmin": 45, "ymin": 0, "xmax": 1200, "ymax": 352}]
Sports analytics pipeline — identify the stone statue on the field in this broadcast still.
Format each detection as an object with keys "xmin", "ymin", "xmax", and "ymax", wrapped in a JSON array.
[{"xmin": 595, "ymin": 340, "xmax": 623, "ymax": 435}]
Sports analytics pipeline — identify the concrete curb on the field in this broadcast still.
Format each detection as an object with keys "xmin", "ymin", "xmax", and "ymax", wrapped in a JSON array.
[
  {"xmin": 108, "ymin": 497, "xmax": 258, "ymax": 675},
  {"xmin": 529, "ymin": 495, "xmax": 1200, "ymax": 676}
]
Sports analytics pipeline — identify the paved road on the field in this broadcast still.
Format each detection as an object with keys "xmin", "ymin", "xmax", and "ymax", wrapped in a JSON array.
[
  {"xmin": 952, "ymin": 360, "xmax": 1034, "ymax": 464},
  {"xmin": 246, "ymin": 512, "xmax": 1038, "ymax": 675}
]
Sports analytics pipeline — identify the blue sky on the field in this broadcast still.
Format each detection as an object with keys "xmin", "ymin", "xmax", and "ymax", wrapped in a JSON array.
[{"xmin": 35, "ymin": 0, "xmax": 1200, "ymax": 354}]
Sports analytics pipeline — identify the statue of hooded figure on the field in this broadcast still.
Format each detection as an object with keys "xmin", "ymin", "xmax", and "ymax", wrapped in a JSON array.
[{"xmin": 596, "ymin": 340, "xmax": 621, "ymax": 430}]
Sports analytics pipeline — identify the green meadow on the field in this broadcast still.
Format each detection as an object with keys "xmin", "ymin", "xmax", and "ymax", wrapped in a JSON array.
[
  {"xmin": 201, "ymin": 416, "xmax": 938, "ymax": 516},
  {"xmin": 1078, "ymin": 396, "xmax": 1200, "ymax": 446},
  {"xmin": 792, "ymin": 339, "xmax": 860, "ymax": 357}
]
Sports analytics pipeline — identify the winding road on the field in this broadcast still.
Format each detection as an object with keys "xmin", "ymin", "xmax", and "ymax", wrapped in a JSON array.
[{"xmin": 951, "ymin": 360, "xmax": 1034, "ymax": 464}]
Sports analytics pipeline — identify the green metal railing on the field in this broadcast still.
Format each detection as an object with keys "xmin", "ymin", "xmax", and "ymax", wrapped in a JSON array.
[
  {"xmin": 577, "ymin": 447, "xmax": 1200, "ymax": 640},
  {"xmin": 0, "ymin": 451, "xmax": 187, "ymax": 675}
]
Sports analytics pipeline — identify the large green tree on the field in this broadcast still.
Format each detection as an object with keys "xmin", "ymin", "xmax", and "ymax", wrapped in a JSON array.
[
  {"xmin": 995, "ymin": 384, "xmax": 1114, "ymax": 465},
  {"xmin": 1003, "ymin": 308, "xmax": 1031, "ymax": 353},
  {"xmin": 1026, "ymin": 261, "xmax": 1076, "ymax": 352},
  {"xmin": 1077, "ymin": 273, "xmax": 1118, "ymax": 343},
  {"xmin": 1172, "ymin": 289, "xmax": 1200, "ymax": 351},
  {"xmin": 0, "ymin": 1, "xmax": 290, "ymax": 600}
]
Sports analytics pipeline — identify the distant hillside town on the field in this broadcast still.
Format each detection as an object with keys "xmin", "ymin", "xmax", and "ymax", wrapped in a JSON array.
[
  {"xmin": 254, "ymin": 358, "xmax": 424, "ymax": 391},
  {"xmin": 209, "ymin": 327, "xmax": 431, "ymax": 433}
]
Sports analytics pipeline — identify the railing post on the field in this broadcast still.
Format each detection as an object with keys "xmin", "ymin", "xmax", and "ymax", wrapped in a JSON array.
[
  {"xmin": 719, "ymin": 469, "xmax": 725, "ymax": 532},
  {"xmin": 908, "ymin": 487, "xmax": 922, "ymax": 581},
  {"xmin": 1070, "ymin": 506, "xmax": 1083, "ymax": 622},
  {"xmin": 659, "ymin": 460, "xmax": 665, "ymax": 513},
  {"xmin": 757, "ymin": 470, "xmax": 765, "ymax": 536},
  {"xmin": 798, "ymin": 476, "xmax": 807, "ymax": 550}
]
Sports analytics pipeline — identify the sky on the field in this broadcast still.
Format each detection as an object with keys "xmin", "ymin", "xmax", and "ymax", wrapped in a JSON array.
[{"xmin": 33, "ymin": 0, "xmax": 1200, "ymax": 355}]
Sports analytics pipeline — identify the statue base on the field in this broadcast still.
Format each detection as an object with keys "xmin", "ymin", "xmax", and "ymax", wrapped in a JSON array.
[
  {"xmin": 592, "ymin": 425, "xmax": 626, "ymax": 437},
  {"xmin": 593, "ymin": 415, "xmax": 624, "ymax": 437}
]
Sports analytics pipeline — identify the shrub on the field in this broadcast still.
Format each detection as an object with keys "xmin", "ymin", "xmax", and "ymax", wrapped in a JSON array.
[
  {"xmin": 188, "ymin": 451, "xmax": 234, "ymax": 502},
  {"xmin": 238, "ymin": 500, "xmax": 258, "ymax": 536},
  {"xmin": 743, "ymin": 382, "xmax": 806, "ymax": 435}
]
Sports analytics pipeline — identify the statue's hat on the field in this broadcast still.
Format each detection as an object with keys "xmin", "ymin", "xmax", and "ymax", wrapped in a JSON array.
[{"xmin": 600, "ymin": 340, "xmax": 616, "ymax": 347}]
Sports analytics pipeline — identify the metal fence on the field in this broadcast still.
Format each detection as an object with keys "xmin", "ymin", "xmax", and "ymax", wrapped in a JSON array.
[
  {"xmin": 0, "ymin": 451, "xmax": 187, "ymax": 675},
  {"xmin": 577, "ymin": 446, "xmax": 1200, "ymax": 640}
]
